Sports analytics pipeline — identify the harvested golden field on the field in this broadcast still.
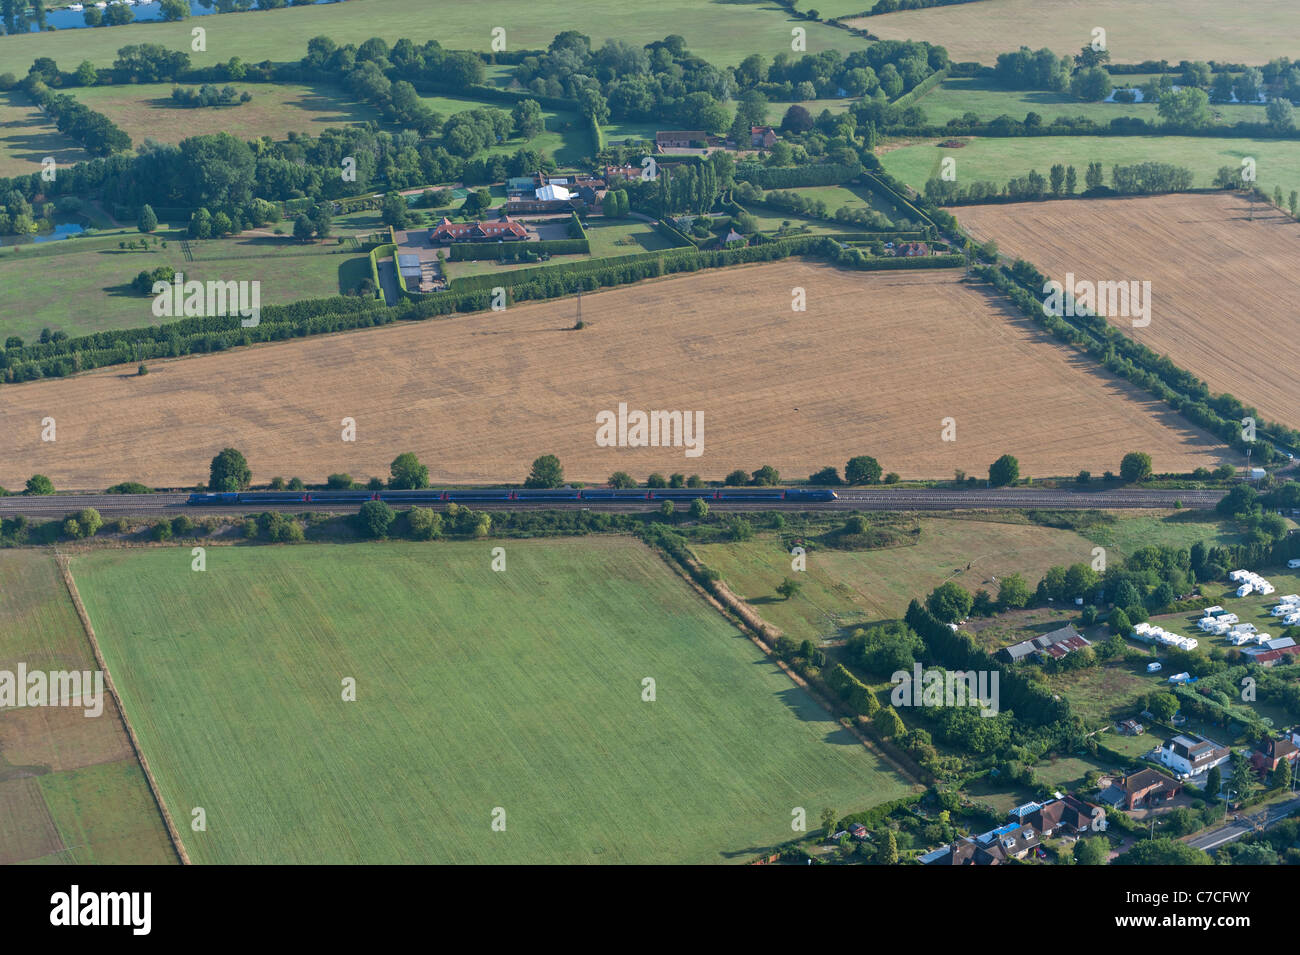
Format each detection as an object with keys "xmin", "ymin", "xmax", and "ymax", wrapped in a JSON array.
[
  {"xmin": 0, "ymin": 262, "xmax": 1230, "ymax": 489},
  {"xmin": 849, "ymin": 0, "xmax": 1300, "ymax": 65},
  {"xmin": 958, "ymin": 193, "xmax": 1300, "ymax": 429}
]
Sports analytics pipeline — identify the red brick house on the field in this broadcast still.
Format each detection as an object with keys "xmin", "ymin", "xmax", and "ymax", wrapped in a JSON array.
[
  {"xmin": 429, "ymin": 216, "xmax": 529, "ymax": 244},
  {"xmin": 1251, "ymin": 736, "xmax": 1300, "ymax": 776},
  {"xmin": 1099, "ymin": 768, "xmax": 1181, "ymax": 811},
  {"xmin": 750, "ymin": 125, "xmax": 779, "ymax": 148}
]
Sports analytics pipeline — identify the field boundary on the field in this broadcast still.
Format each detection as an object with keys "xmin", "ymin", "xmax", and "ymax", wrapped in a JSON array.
[{"xmin": 55, "ymin": 552, "xmax": 190, "ymax": 866}]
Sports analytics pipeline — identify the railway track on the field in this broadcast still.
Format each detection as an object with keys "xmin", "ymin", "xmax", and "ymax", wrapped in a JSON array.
[{"xmin": 0, "ymin": 487, "xmax": 1228, "ymax": 518}]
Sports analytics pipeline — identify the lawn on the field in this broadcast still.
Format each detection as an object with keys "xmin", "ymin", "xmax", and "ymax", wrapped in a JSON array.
[
  {"xmin": 694, "ymin": 517, "xmax": 1096, "ymax": 643},
  {"xmin": 1078, "ymin": 510, "xmax": 1248, "ymax": 562},
  {"xmin": 880, "ymin": 134, "xmax": 1300, "ymax": 206},
  {"xmin": 0, "ymin": 0, "xmax": 860, "ymax": 77},
  {"xmin": 584, "ymin": 218, "xmax": 678, "ymax": 256},
  {"xmin": 74, "ymin": 537, "xmax": 914, "ymax": 864},
  {"xmin": 764, "ymin": 97, "xmax": 856, "ymax": 125},
  {"xmin": 0, "ymin": 229, "xmax": 372, "ymax": 341},
  {"xmin": 0, "ymin": 88, "xmax": 87, "ymax": 177},
  {"xmin": 909, "ymin": 76, "xmax": 1267, "ymax": 128},
  {"xmin": 69, "ymin": 82, "xmax": 375, "ymax": 146},
  {"xmin": 1043, "ymin": 662, "xmax": 1154, "ymax": 727},
  {"xmin": 0, "ymin": 550, "xmax": 174, "ymax": 865}
]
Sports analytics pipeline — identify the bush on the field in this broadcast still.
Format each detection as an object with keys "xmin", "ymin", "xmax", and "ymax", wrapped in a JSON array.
[
  {"xmin": 150, "ymin": 520, "xmax": 173, "ymax": 541},
  {"xmin": 25, "ymin": 474, "xmax": 55, "ymax": 495},
  {"xmin": 106, "ymin": 481, "xmax": 150, "ymax": 494},
  {"xmin": 407, "ymin": 506, "xmax": 442, "ymax": 540},
  {"xmin": 171, "ymin": 515, "xmax": 194, "ymax": 536},
  {"xmin": 326, "ymin": 473, "xmax": 354, "ymax": 489},
  {"xmin": 358, "ymin": 500, "xmax": 396, "ymax": 538}
]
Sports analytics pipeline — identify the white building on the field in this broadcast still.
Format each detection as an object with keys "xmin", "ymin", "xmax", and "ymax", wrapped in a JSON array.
[{"xmin": 1157, "ymin": 734, "xmax": 1231, "ymax": 777}]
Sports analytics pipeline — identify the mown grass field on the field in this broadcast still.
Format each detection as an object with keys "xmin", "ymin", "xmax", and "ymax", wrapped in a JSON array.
[
  {"xmin": 0, "ymin": 229, "xmax": 371, "ymax": 341},
  {"xmin": 0, "ymin": 550, "xmax": 174, "ymax": 865},
  {"xmin": 851, "ymin": 0, "xmax": 1300, "ymax": 65},
  {"xmin": 0, "ymin": 89, "xmax": 87, "ymax": 177},
  {"xmin": 909, "ymin": 76, "xmax": 1267, "ymax": 128},
  {"xmin": 0, "ymin": 0, "xmax": 859, "ymax": 77},
  {"xmin": 1078, "ymin": 509, "xmax": 1250, "ymax": 561},
  {"xmin": 74, "ymin": 537, "xmax": 914, "ymax": 864},
  {"xmin": 69, "ymin": 82, "xmax": 374, "ymax": 146},
  {"xmin": 694, "ymin": 517, "xmax": 1097, "ymax": 641},
  {"xmin": 879, "ymin": 134, "xmax": 1300, "ymax": 203}
]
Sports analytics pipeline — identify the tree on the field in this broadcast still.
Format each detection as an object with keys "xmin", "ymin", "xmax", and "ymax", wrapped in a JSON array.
[
  {"xmin": 137, "ymin": 203, "xmax": 157, "ymax": 233},
  {"xmin": 997, "ymin": 572, "xmax": 1031, "ymax": 609},
  {"xmin": 688, "ymin": 498, "xmax": 709, "ymax": 520},
  {"xmin": 381, "ymin": 192, "xmax": 409, "ymax": 230},
  {"xmin": 988, "ymin": 454, "xmax": 1019, "ymax": 487},
  {"xmin": 1230, "ymin": 751, "xmax": 1260, "ymax": 805},
  {"xmin": 750, "ymin": 464, "xmax": 779, "ymax": 486},
  {"xmin": 776, "ymin": 577, "xmax": 802, "ymax": 600},
  {"xmin": 1107, "ymin": 607, "xmax": 1131, "ymax": 636},
  {"xmin": 511, "ymin": 98, "xmax": 544, "ymax": 139},
  {"xmin": 1146, "ymin": 691, "xmax": 1179, "ymax": 723},
  {"xmin": 1205, "ymin": 766, "xmax": 1222, "ymax": 802},
  {"xmin": 1266, "ymin": 97, "xmax": 1295, "ymax": 132},
  {"xmin": 407, "ymin": 506, "xmax": 442, "ymax": 540},
  {"xmin": 75, "ymin": 60, "xmax": 98, "ymax": 86},
  {"xmin": 1074, "ymin": 836, "xmax": 1110, "ymax": 865},
  {"xmin": 820, "ymin": 807, "xmax": 836, "ymax": 837},
  {"xmin": 809, "ymin": 466, "xmax": 841, "ymax": 485},
  {"xmin": 1049, "ymin": 164, "xmax": 1065, "ymax": 196},
  {"xmin": 1065, "ymin": 165, "xmax": 1077, "ymax": 194},
  {"xmin": 358, "ymin": 500, "xmax": 395, "ymax": 538},
  {"xmin": 873, "ymin": 705, "xmax": 904, "ymax": 739},
  {"xmin": 780, "ymin": 104, "xmax": 814, "ymax": 133},
  {"xmin": 25, "ymin": 474, "xmax": 55, "ymax": 495},
  {"xmin": 1274, "ymin": 754, "xmax": 1292, "ymax": 791},
  {"xmin": 1119, "ymin": 451, "xmax": 1153, "ymax": 483},
  {"xmin": 926, "ymin": 581, "xmax": 973, "ymax": 623},
  {"xmin": 1158, "ymin": 87, "xmax": 1211, "ymax": 127},
  {"xmin": 845, "ymin": 455, "xmax": 882, "ymax": 485},
  {"xmin": 607, "ymin": 471, "xmax": 636, "ymax": 489},
  {"xmin": 326, "ymin": 473, "xmax": 353, "ymax": 489},
  {"xmin": 1085, "ymin": 161, "xmax": 1105, "ymax": 191},
  {"xmin": 292, "ymin": 214, "xmax": 314, "ymax": 241},
  {"xmin": 724, "ymin": 469, "xmax": 749, "ymax": 486},
  {"xmin": 525, "ymin": 454, "xmax": 564, "ymax": 489},
  {"xmin": 389, "ymin": 452, "xmax": 429, "ymax": 490},
  {"xmin": 208, "ymin": 448, "xmax": 250, "ymax": 491},
  {"xmin": 1069, "ymin": 66, "xmax": 1112, "ymax": 102},
  {"xmin": 159, "ymin": 0, "xmax": 189, "ymax": 19},
  {"xmin": 1113, "ymin": 838, "xmax": 1211, "ymax": 865},
  {"xmin": 881, "ymin": 829, "xmax": 898, "ymax": 865}
]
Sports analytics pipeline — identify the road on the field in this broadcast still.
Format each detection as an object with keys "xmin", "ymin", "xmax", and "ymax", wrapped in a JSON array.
[
  {"xmin": 0, "ymin": 487, "xmax": 1227, "ymax": 519},
  {"xmin": 1185, "ymin": 795, "xmax": 1300, "ymax": 852}
]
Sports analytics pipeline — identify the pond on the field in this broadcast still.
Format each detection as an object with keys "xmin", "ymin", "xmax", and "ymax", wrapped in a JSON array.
[{"xmin": 0, "ymin": 220, "xmax": 87, "ymax": 246}]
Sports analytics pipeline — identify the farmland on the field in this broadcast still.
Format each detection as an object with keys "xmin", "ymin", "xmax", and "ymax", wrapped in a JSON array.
[
  {"xmin": 0, "ymin": 230, "xmax": 372, "ymax": 342},
  {"xmin": 0, "ymin": 89, "xmax": 87, "ymax": 177},
  {"xmin": 850, "ymin": 0, "xmax": 1300, "ymax": 65},
  {"xmin": 68, "ymin": 82, "xmax": 374, "ymax": 147},
  {"xmin": 693, "ymin": 517, "xmax": 1098, "ymax": 642},
  {"xmin": 879, "ymin": 134, "xmax": 1300, "ymax": 203},
  {"xmin": 72, "ymin": 537, "xmax": 914, "ymax": 864},
  {"xmin": 907, "ymin": 76, "xmax": 1268, "ymax": 128},
  {"xmin": 0, "ymin": 550, "xmax": 174, "ymax": 865},
  {"xmin": 0, "ymin": 261, "xmax": 1233, "ymax": 491},
  {"xmin": 957, "ymin": 193, "xmax": 1300, "ymax": 429},
  {"xmin": 0, "ymin": 0, "xmax": 859, "ymax": 78}
]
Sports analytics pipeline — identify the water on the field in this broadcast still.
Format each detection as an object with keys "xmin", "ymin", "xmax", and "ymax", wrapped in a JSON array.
[
  {"xmin": 0, "ymin": 221, "xmax": 87, "ymax": 246},
  {"xmin": 17, "ymin": 0, "xmax": 346, "ymax": 32}
]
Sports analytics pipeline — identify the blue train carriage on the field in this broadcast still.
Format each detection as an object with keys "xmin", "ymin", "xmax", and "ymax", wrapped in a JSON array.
[
  {"xmin": 784, "ymin": 488, "xmax": 839, "ymax": 502},
  {"xmin": 186, "ymin": 492, "xmax": 240, "ymax": 505}
]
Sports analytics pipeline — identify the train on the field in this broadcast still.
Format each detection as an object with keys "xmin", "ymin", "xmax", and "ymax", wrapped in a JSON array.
[{"xmin": 186, "ymin": 487, "xmax": 840, "ymax": 505}]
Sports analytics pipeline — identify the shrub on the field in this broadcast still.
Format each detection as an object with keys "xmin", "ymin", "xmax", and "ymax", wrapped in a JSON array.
[
  {"xmin": 407, "ymin": 506, "xmax": 442, "ymax": 540},
  {"xmin": 326, "ymin": 473, "xmax": 354, "ymax": 489},
  {"xmin": 106, "ymin": 481, "xmax": 150, "ymax": 494},
  {"xmin": 358, "ymin": 500, "xmax": 396, "ymax": 538},
  {"xmin": 171, "ymin": 515, "xmax": 194, "ymax": 536},
  {"xmin": 150, "ymin": 520, "xmax": 173, "ymax": 541},
  {"xmin": 25, "ymin": 474, "xmax": 55, "ymax": 495}
]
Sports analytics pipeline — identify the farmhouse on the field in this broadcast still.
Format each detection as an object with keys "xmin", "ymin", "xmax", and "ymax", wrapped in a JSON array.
[
  {"xmin": 603, "ymin": 164, "xmax": 641, "ymax": 182},
  {"xmin": 1241, "ymin": 636, "xmax": 1299, "ymax": 666},
  {"xmin": 1251, "ymin": 735, "xmax": 1300, "ymax": 776},
  {"xmin": 428, "ymin": 217, "xmax": 530, "ymax": 244},
  {"xmin": 1098, "ymin": 768, "xmax": 1181, "ymax": 811},
  {"xmin": 1000, "ymin": 623, "xmax": 1090, "ymax": 663},
  {"xmin": 656, "ymin": 129, "xmax": 707, "ymax": 150},
  {"xmin": 750, "ymin": 125, "xmax": 779, "ymax": 148}
]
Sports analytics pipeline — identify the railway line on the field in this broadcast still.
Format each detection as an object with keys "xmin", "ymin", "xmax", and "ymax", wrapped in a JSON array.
[{"xmin": 0, "ymin": 487, "xmax": 1228, "ymax": 518}]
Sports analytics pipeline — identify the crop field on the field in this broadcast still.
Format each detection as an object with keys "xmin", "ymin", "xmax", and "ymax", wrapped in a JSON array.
[
  {"xmin": 956, "ymin": 193, "xmax": 1300, "ymax": 429},
  {"xmin": 0, "ymin": 89, "xmax": 88, "ymax": 177},
  {"xmin": 693, "ymin": 517, "xmax": 1096, "ymax": 641},
  {"xmin": 849, "ymin": 0, "xmax": 1300, "ymax": 65},
  {"xmin": 69, "ymin": 82, "xmax": 374, "ymax": 147},
  {"xmin": 0, "ymin": 261, "xmax": 1233, "ymax": 490},
  {"xmin": 878, "ymin": 134, "xmax": 1300, "ymax": 203},
  {"xmin": 72, "ymin": 538, "xmax": 913, "ymax": 864},
  {"xmin": 908, "ymin": 77, "xmax": 1267, "ymax": 128},
  {"xmin": 0, "ymin": 230, "xmax": 372, "ymax": 341},
  {"xmin": 0, "ymin": 0, "xmax": 859, "ymax": 78},
  {"xmin": 0, "ymin": 550, "xmax": 174, "ymax": 865}
]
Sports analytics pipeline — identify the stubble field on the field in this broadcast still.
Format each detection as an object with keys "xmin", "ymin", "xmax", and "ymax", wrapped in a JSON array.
[
  {"xmin": 957, "ymin": 193, "xmax": 1300, "ymax": 429},
  {"xmin": 0, "ymin": 261, "xmax": 1232, "ymax": 490}
]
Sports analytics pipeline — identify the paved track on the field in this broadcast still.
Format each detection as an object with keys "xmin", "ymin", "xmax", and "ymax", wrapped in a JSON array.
[{"xmin": 0, "ymin": 487, "xmax": 1228, "ymax": 518}]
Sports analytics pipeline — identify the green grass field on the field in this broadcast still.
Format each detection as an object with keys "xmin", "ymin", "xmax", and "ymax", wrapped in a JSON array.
[
  {"xmin": 0, "ymin": 0, "xmax": 860, "ymax": 78},
  {"xmin": 880, "ymin": 134, "xmax": 1300, "ymax": 205},
  {"xmin": 0, "ymin": 550, "xmax": 174, "ymax": 865},
  {"xmin": 69, "ymin": 82, "xmax": 374, "ymax": 146},
  {"xmin": 910, "ymin": 77, "xmax": 1268, "ymax": 128},
  {"xmin": 0, "ymin": 89, "xmax": 88, "ymax": 177},
  {"xmin": 694, "ymin": 517, "xmax": 1096, "ymax": 642},
  {"xmin": 1079, "ymin": 510, "xmax": 1249, "ymax": 561},
  {"xmin": 0, "ymin": 229, "xmax": 371, "ymax": 341},
  {"xmin": 74, "ymin": 537, "xmax": 913, "ymax": 864}
]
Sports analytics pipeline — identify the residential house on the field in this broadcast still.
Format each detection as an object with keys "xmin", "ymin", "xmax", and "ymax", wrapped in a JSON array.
[
  {"xmin": 750, "ymin": 125, "xmax": 779, "ymax": 148},
  {"xmin": 1157, "ymin": 734, "xmax": 1231, "ymax": 777},
  {"xmin": 1251, "ymin": 736, "xmax": 1300, "ymax": 776},
  {"xmin": 1027, "ymin": 794, "xmax": 1106, "ymax": 836},
  {"xmin": 1000, "ymin": 623, "xmax": 1091, "ymax": 663},
  {"xmin": 656, "ymin": 129, "xmax": 707, "ymax": 150},
  {"xmin": 895, "ymin": 241, "xmax": 930, "ymax": 257},
  {"xmin": 1098, "ymin": 768, "xmax": 1181, "ymax": 811},
  {"xmin": 848, "ymin": 823, "xmax": 868, "ymax": 841},
  {"xmin": 428, "ymin": 216, "xmax": 530, "ymax": 244},
  {"xmin": 603, "ymin": 164, "xmax": 642, "ymax": 183}
]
